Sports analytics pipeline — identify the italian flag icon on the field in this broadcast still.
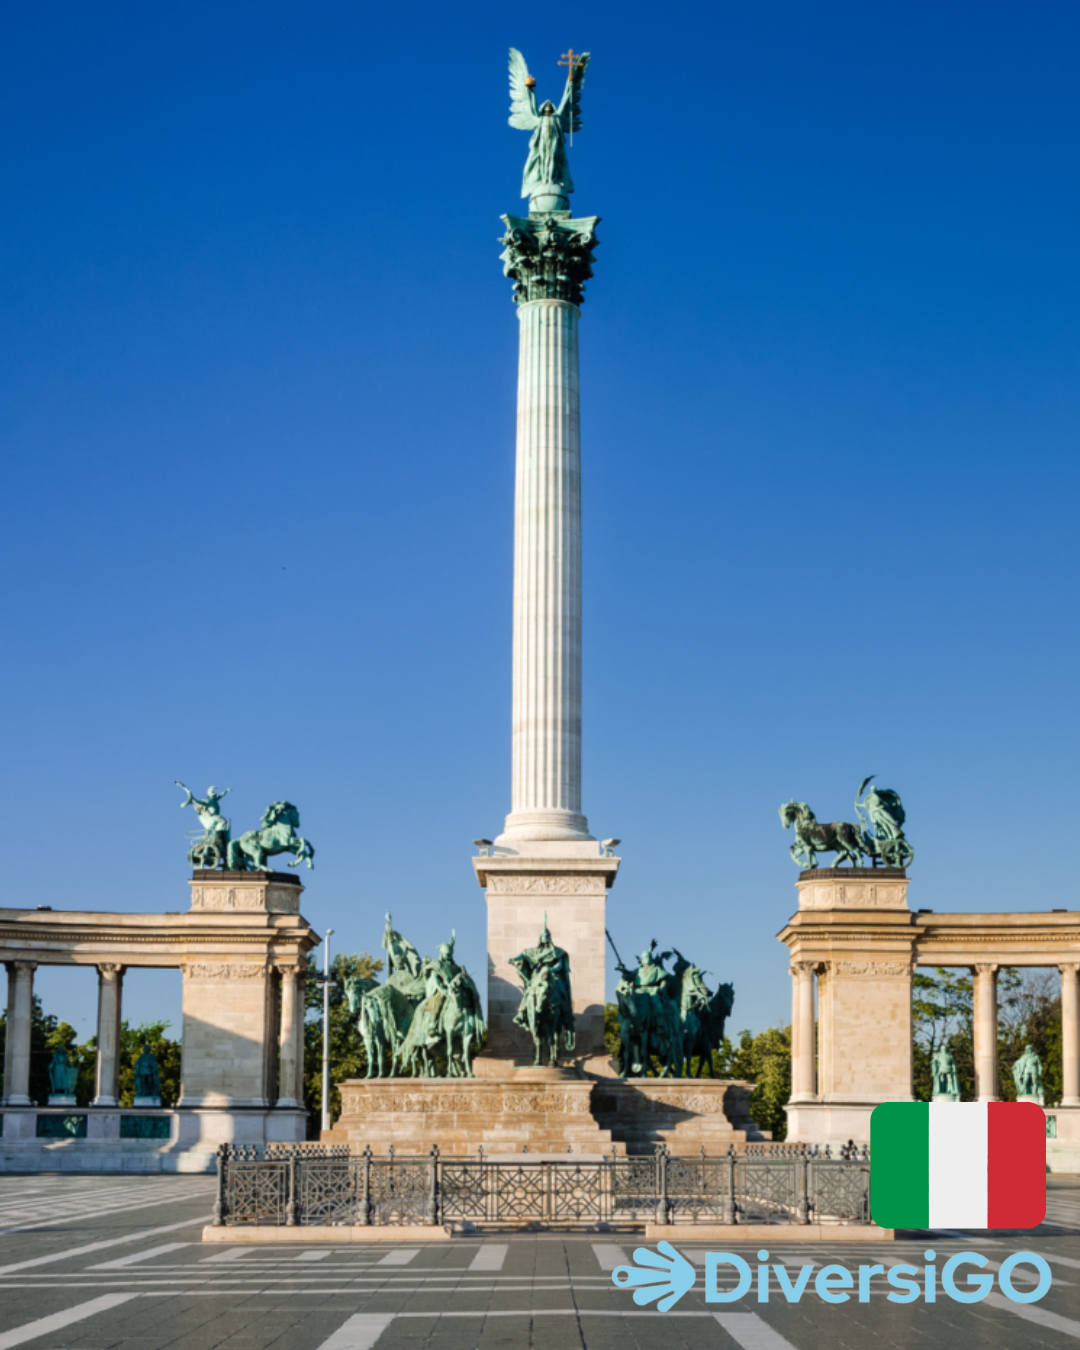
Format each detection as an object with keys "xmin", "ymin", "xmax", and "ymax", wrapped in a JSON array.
[{"xmin": 871, "ymin": 1101, "xmax": 1046, "ymax": 1229}]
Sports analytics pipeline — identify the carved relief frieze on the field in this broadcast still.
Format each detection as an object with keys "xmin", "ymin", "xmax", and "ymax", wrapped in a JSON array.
[
  {"xmin": 799, "ymin": 882, "xmax": 907, "ymax": 911},
  {"xmin": 485, "ymin": 875, "xmax": 604, "ymax": 896},
  {"xmin": 342, "ymin": 1088, "xmax": 591, "ymax": 1115},
  {"xmin": 829, "ymin": 960, "xmax": 911, "ymax": 977},
  {"xmin": 183, "ymin": 962, "xmax": 268, "ymax": 980}
]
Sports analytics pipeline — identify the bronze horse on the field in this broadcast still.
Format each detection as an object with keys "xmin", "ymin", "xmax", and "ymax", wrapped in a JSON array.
[{"xmin": 780, "ymin": 800, "xmax": 866, "ymax": 869}]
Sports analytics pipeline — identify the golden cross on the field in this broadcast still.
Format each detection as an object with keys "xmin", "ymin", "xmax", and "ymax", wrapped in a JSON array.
[
  {"xmin": 558, "ymin": 48, "xmax": 583, "ymax": 79},
  {"xmin": 558, "ymin": 49, "xmax": 584, "ymax": 144}
]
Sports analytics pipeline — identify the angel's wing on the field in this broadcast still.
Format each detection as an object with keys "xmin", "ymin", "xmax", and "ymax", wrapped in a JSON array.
[
  {"xmin": 508, "ymin": 47, "xmax": 539, "ymax": 129},
  {"xmin": 556, "ymin": 51, "xmax": 590, "ymax": 133}
]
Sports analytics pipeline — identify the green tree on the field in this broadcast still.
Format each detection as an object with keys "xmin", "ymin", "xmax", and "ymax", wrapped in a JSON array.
[
  {"xmin": 0, "ymin": 996, "xmax": 87, "ymax": 1106},
  {"xmin": 912, "ymin": 966, "xmax": 1061, "ymax": 1104},
  {"xmin": 716, "ymin": 1025, "xmax": 792, "ymax": 1140},
  {"xmin": 117, "ymin": 1021, "xmax": 183, "ymax": 1107},
  {"xmin": 302, "ymin": 950, "xmax": 383, "ymax": 1136},
  {"xmin": 997, "ymin": 969, "xmax": 1061, "ymax": 1105}
]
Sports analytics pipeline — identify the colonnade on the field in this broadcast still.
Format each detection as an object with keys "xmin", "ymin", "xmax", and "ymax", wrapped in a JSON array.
[
  {"xmin": 787, "ymin": 959, "xmax": 1080, "ymax": 1102},
  {"xmin": 0, "ymin": 960, "xmax": 307, "ymax": 1109}
]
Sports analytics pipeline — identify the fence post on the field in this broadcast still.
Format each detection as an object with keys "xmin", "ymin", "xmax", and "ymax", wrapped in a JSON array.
[
  {"xmin": 359, "ymin": 1144, "xmax": 372, "ymax": 1226},
  {"xmin": 212, "ymin": 1143, "xmax": 227, "ymax": 1226},
  {"xmin": 286, "ymin": 1153, "xmax": 298, "ymax": 1227},
  {"xmin": 796, "ymin": 1145, "xmax": 810, "ymax": 1225},
  {"xmin": 723, "ymin": 1145, "xmax": 737, "ymax": 1225},
  {"xmin": 654, "ymin": 1145, "xmax": 668, "ymax": 1227},
  {"xmin": 427, "ymin": 1145, "xmax": 440, "ymax": 1226}
]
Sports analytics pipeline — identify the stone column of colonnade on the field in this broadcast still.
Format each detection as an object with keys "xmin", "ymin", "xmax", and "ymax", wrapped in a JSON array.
[
  {"xmin": 1060, "ymin": 963, "xmax": 1080, "ymax": 1107},
  {"xmin": 275, "ymin": 965, "xmax": 306, "ymax": 1108},
  {"xmin": 92, "ymin": 963, "xmax": 125, "ymax": 1106},
  {"xmin": 2, "ymin": 961, "xmax": 36, "ymax": 1105},
  {"xmin": 498, "ymin": 297, "xmax": 590, "ymax": 843},
  {"xmin": 789, "ymin": 961, "xmax": 818, "ymax": 1101},
  {"xmin": 973, "ymin": 962, "xmax": 999, "ymax": 1102}
]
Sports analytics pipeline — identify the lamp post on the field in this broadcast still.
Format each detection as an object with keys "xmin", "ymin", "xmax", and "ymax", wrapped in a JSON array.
[{"xmin": 321, "ymin": 927, "xmax": 334, "ymax": 1134}]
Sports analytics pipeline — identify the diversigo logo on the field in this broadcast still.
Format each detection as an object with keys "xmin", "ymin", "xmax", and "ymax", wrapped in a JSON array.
[
  {"xmin": 612, "ymin": 1102, "xmax": 1050, "ymax": 1313},
  {"xmin": 611, "ymin": 1245, "xmax": 1053, "ymax": 1310}
]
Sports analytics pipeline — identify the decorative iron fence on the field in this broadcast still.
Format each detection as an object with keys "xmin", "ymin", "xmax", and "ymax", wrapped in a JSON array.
[{"xmin": 213, "ymin": 1142, "xmax": 871, "ymax": 1229}]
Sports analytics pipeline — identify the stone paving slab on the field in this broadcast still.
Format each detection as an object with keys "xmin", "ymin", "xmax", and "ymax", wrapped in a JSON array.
[{"xmin": 0, "ymin": 1175, "xmax": 1077, "ymax": 1349}]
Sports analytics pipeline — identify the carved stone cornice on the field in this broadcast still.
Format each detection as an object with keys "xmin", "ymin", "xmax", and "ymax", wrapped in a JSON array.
[{"xmin": 499, "ymin": 212, "xmax": 600, "ymax": 306}]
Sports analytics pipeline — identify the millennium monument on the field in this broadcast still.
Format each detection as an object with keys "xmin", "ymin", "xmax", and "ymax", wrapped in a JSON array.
[
  {"xmin": 323, "ymin": 50, "xmax": 763, "ymax": 1156},
  {"xmin": 467, "ymin": 46, "xmax": 618, "ymax": 1076}
]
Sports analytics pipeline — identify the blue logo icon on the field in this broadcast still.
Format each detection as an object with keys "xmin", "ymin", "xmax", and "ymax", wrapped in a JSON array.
[{"xmin": 611, "ymin": 1241, "xmax": 696, "ymax": 1311}]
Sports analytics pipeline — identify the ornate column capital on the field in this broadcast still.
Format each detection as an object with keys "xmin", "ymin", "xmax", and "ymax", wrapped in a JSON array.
[
  {"xmin": 1061, "ymin": 963, "xmax": 1080, "ymax": 976},
  {"xmin": 499, "ymin": 212, "xmax": 600, "ymax": 306},
  {"xmin": 274, "ymin": 962, "xmax": 303, "ymax": 982},
  {"xmin": 974, "ymin": 962, "xmax": 999, "ymax": 976},
  {"xmin": 96, "ymin": 963, "xmax": 126, "ymax": 980},
  {"xmin": 11, "ymin": 960, "xmax": 37, "ymax": 976},
  {"xmin": 789, "ymin": 961, "xmax": 820, "ymax": 977}
]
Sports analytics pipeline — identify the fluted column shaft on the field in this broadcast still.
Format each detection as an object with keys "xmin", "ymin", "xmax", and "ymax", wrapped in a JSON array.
[
  {"xmin": 790, "ymin": 962, "xmax": 817, "ymax": 1101},
  {"xmin": 276, "ymin": 966, "xmax": 304, "ymax": 1108},
  {"xmin": 4, "ymin": 962, "xmax": 36, "ymax": 1105},
  {"xmin": 1062, "ymin": 964, "xmax": 1080, "ymax": 1106},
  {"xmin": 93, "ymin": 964, "xmax": 124, "ymax": 1106},
  {"xmin": 500, "ymin": 297, "xmax": 590, "ymax": 842},
  {"xmin": 973, "ymin": 963, "xmax": 999, "ymax": 1103}
]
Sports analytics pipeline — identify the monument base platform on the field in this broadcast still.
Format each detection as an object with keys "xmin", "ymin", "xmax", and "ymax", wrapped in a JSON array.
[
  {"xmin": 326, "ymin": 1076, "xmax": 613, "ymax": 1155},
  {"xmin": 784, "ymin": 1100, "xmax": 879, "ymax": 1146},
  {"xmin": 592, "ymin": 1079, "xmax": 769, "ymax": 1153},
  {"xmin": 326, "ymin": 1076, "xmax": 767, "ymax": 1156}
]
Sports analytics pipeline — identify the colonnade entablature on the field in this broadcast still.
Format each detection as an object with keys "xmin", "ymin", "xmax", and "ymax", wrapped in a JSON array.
[
  {"xmin": 777, "ymin": 867, "xmax": 1080, "ymax": 1152},
  {"xmin": 0, "ymin": 872, "xmax": 320, "ymax": 1166}
]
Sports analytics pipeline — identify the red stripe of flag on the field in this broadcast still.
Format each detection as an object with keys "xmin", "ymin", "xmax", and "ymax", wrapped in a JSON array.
[{"xmin": 987, "ymin": 1101, "xmax": 1046, "ymax": 1228}]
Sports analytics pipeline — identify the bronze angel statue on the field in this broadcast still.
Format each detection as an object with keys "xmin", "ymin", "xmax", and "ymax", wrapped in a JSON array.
[{"xmin": 508, "ymin": 47, "xmax": 589, "ymax": 211}]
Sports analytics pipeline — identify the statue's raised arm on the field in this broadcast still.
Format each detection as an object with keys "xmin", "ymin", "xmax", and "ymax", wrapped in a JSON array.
[
  {"xmin": 556, "ymin": 51, "xmax": 589, "ymax": 135},
  {"xmin": 508, "ymin": 48, "xmax": 539, "ymax": 130}
]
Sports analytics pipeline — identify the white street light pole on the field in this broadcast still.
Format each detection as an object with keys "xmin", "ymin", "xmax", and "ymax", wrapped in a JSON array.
[{"xmin": 321, "ymin": 928, "xmax": 334, "ymax": 1134}]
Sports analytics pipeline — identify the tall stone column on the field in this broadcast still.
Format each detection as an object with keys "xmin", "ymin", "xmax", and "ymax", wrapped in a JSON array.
[
  {"xmin": 276, "ymin": 965, "xmax": 304, "ymax": 1109},
  {"xmin": 4, "ymin": 962, "xmax": 36, "ymax": 1106},
  {"xmin": 1061, "ymin": 964, "xmax": 1080, "ymax": 1107},
  {"xmin": 2, "ymin": 965, "xmax": 16, "ymax": 1102},
  {"xmin": 473, "ymin": 202, "xmax": 616, "ymax": 1074},
  {"xmin": 501, "ymin": 298, "xmax": 587, "ymax": 842},
  {"xmin": 494, "ymin": 213, "xmax": 600, "ymax": 846},
  {"xmin": 92, "ymin": 964, "xmax": 125, "ymax": 1107},
  {"xmin": 789, "ymin": 962, "xmax": 817, "ymax": 1102},
  {"xmin": 973, "ymin": 963, "xmax": 999, "ymax": 1103}
]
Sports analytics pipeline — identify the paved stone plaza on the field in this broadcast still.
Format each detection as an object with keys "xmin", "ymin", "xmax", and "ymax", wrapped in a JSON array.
[{"xmin": 0, "ymin": 1176, "xmax": 1079, "ymax": 1349}]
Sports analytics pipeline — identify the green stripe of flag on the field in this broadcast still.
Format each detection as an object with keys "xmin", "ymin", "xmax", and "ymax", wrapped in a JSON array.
[{"xmin": 871, "ymin": 1101, "xmax": 929, "ymax": 1228}]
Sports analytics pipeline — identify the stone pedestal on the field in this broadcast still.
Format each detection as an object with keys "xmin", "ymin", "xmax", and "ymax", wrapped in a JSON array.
[
  {"xmin": 779, "ymin": 869, "xmax": 915, "ymax": 1145},
  {"xmin": 326, "ymin": 1075, "xmax": 612, "ymax": 1155},
  {"xmin": 47, "ymin": 1095, "xmax": 76, "ymax": 1107},
  {"xmin": 591, "ymin": 1079, "xmax": 769, "ymax": 1154},
  {"xmin": 134, "ymin": 1096, "xmax": 162, "ymax": 1108},
  {"xmin": 472, "ymin": 843, "xmax": 619, "ymax": 1073},
  {"xmin": 179, "ymin": 872, "xmax": 304, "ymax": 1110}
]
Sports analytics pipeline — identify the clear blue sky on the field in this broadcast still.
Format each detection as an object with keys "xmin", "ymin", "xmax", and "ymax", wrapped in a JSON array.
[{"xmin": 3, "ymin": 2, "xmax": 1078, "ymax": 1045}]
